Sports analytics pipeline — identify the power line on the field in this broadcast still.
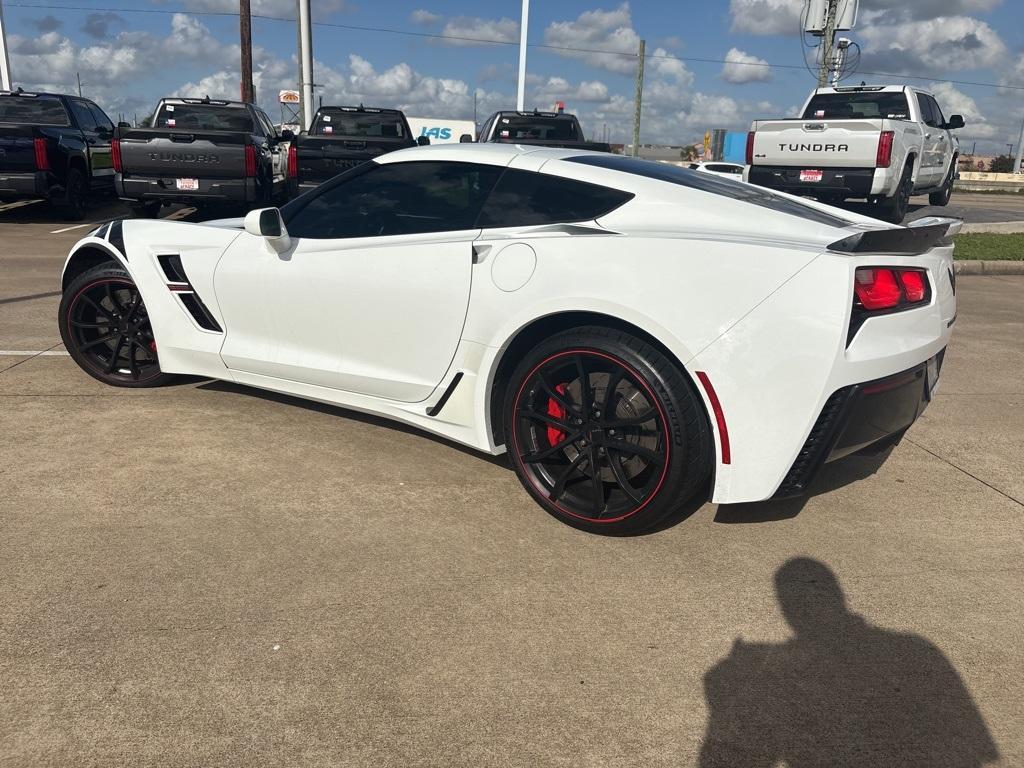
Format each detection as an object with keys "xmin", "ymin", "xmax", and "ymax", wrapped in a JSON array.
[{"xmin": 8, "ymin": 1, "xmax": 1024, "ymax": 91}]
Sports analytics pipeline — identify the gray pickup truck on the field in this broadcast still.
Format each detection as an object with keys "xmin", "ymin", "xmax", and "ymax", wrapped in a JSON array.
[
  {"xmin": 476, "ymin": 110, "xmax": 611, "ymax": 152},
  {"xmin": 114, "ymin": 97, "xmax": 292, "ymax": 217}
]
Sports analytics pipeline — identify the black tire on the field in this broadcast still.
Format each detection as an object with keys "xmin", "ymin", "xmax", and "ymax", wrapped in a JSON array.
[
  {"xmin": 59, "ymin": 262, "xmax": 176, "ymax": 388},
  {"xmin": 929, "ymin": 159, "xmax": 956, "ymax": 206},
  {"xmin": 130, "ymin": 200, "xmax": 162, "ymax": 218},
  {"xmin": 59, "ymin": 166, "xmax": 88, "ymax": 221},
  {"xmin": 504, "ymin": 326, "xmax": 712, "ymax": 535},
  {"xmin": 878, "ymin": 162, "xmax": 913, "ymax": 224}
]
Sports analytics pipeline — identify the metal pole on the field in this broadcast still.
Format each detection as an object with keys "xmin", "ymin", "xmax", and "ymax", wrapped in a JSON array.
[
  {"xmin": 0, "ymin": 0, "xmax": 11, "ymax": 91},
  {"xmin": 516, "ymin": 0, "xmax": 529, "ymax": 111},
  {"xmin": 631, "ymin": 39, "xmax": 645, "ymax": 158},
  {"xmin": 295, "ymin": 2, "xmax": 304, "ymax": 128},
  {"xmin": 240, "ymin": 0, "xmax": 254, "ymax": 103},
  {"xmin": 76, "ymin": 72, "xmax": 83, "ymax": 97},
  {"xmin": 298, "ymin": 0, "xmax": 314, "ymax": 129},
  {"xmin": 817, "ymin": 0, "xmax": 838, "ymax": 87},
  {"xmin": 1014, "ymin": 113, "xmax": 1024, "ymax": 174}
]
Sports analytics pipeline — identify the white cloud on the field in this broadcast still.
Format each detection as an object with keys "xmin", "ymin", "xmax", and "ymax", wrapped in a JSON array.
[
  {"xmin": 543, "ymin": 3, "xmax": 641, "ymax": 76},
  {"xmin": 409, "ymin": 9, "xmax": 441, "ymax": 25},
  {"xmin": 440, "ymin": 16, "xmax": 518, "ymax": 46},
  {"xmin": 721, "ymin": 48, "xmax": 772, "ymax": 84},
  {"xmin": 729, "ymin": 0, "xmax": 1005, "ymax": 35},
  {"xmin": 728, "ymin": 0, "xmax": 803, "ymax": 36},
  {"xmin": 155, "ymin": 0, "xmax": 349, "ymax": 16},
  {"xmin": 858, "ymin": 15, "xmax": 1006, "ymax": 72},
  {"xmin": 532, "ymin": 77, "xmax": 610, "ymax": 106},
  {"xmin": 928, "ymin": 82, "xmax": 996, "ymax": 138}
]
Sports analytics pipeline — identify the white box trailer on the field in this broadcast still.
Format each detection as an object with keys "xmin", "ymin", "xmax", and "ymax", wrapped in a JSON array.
[{"xmin": 406, "ymin": 117, "xmax": 476, "ymax": 145}]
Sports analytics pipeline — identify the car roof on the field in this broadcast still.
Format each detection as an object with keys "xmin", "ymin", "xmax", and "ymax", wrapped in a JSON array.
[{"xmin": 375, "ymin": 142, "xmax": 590, "ymax": 167}]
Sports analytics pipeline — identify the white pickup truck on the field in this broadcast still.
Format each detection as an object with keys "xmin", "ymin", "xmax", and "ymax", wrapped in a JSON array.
[{"xmin": 745, "ymin": 85, "xmax": 965, "ymax": 223}]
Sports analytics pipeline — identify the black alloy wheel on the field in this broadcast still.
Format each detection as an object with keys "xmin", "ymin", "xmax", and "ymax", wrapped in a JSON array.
[
  {"xmin": 59, "ymin": 263, "xmax": 175, "ymax": 388},
  {"xmin": 506, "ymin": 327, "xmax": 712, "ymax": 535},
  {"xmin": 60, "ymin": 166, "xmax": 88, "ymax": 221},
  {"xmin": 879, "ymin": 162, "xmax": 913, "ymax": 224},
  {"xmin": 929, "ymin": 160, "xmax": 956, "ymax": 207}
]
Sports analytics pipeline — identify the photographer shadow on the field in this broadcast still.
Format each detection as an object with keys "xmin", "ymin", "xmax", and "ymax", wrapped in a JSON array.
[{"xmin": 699, "ymin": 558, "xmax": 999, "ymax": 767}]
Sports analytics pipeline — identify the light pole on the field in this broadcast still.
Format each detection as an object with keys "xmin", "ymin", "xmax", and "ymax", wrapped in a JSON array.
[
  {"xmin": 516, "ymin": 0, "xmax": 529, "ymax": 111},
  {"xmin": 1014, "ymin": 111, "xmax": 1024, "ymax": 174},
  {"xmin": 0, "ymin": 0, "xmax": 12, "ymax": 91},
  {"xmin": 298, "ymin": 0, "xmax": 314, "ymax": 129}
]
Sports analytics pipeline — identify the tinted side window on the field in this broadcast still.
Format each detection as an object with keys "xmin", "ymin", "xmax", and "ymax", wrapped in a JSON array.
[
  {"xmin": 928, "ymin": 96, "xmax": 946, "ymax": 127},
  {"xmin": 285, "ymin": 161, "xmax": 502, "ymax": 239},
  {"xmin": 254, "ymin": 108, "xmax": 275, "ymax": 137},
  {"xmin": 916, "ymin": 94, "xmax": 937, "ymax": 127},
  {"xmin": 476, "ymin": 169, "xmax": 633, "ymax": 228},
  {"xmin": 88, "ymin": 102, "xmax": 114, "ymax": 132},
  {"xmin": 69, "ymin": 99, "xmax": 98, "ymax": 131}
]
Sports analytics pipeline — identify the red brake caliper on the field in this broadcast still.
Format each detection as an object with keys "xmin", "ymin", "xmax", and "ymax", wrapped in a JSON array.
[{"xmin": 547, "ymin": 384, "xmax": 568, "ymax": 446}]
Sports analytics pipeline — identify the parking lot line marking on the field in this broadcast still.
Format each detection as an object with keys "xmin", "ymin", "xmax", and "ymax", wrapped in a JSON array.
[
  {"xmin": 0, "ymin": 199, "xmax": 43, "ymax": 213},
  {"xmin": 50, "ymin": 223, "xmax": 93, "ymax": 234},
  {"xmin": 0, "ymin": 350, "xmax": 70, "ymax": 356},
  {"xmin": 163, "ymin": 207, "xmax": 197, "ymax": 221},
  {"xmin": 0, "ymin": 290, "xmax": 61, "ymax": 306}
]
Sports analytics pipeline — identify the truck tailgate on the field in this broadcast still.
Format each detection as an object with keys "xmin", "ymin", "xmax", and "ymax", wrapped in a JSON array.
[
  {"xmin": 117, "ymin": 128, "xmax": 249, "ymax": 179},
  {"xmin": 752, "ymin": 119, "xmax": 884, "ymax": 168},
  {"xmin": 295, "ymin": 136, "xmax": 407, "ymax": 183},
  {"xmin": 0, "ymin": 125, "xmax": 39, "ymax": 173}
]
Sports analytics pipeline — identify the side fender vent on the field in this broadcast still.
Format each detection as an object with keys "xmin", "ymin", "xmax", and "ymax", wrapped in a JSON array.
[
  {"xmin": 177, "ymin": 293, "xmax": 223, "ymax": 332},
  {"xmin": 157, "ymin": 253, "xmax": 188, "ymax": 283}
]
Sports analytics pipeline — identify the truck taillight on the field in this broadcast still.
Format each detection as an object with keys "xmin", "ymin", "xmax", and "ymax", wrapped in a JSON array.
[
  {"xmin": 244, "ymin": 144, "xmax": 257, "ymax": 177},
  {"xmin": 854, "ymin": 267, "xmax": 929, "ymax": 311},
  {"xmin": 876, "ymin": 130, "xmax": 895, "ymax": 168},
  {"xmin": 33, "ymin": 138, "xmax": 50, "ymax": 171},
  {"xmin": 745, "ymin": 131, "xmax": 754, "ymax": 165},
  {"xmin": 111, "ymin": 138, "xmax": 123, "ymax": 173},
  {"xmin": 287, "ymin": 144, "xmax": 297, "ymax": 179}
]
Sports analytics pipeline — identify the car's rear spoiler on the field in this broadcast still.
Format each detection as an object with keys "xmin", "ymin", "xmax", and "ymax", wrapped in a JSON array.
[{"xmin": 828, "ymin": 217, "xmax": 963, "ymax": 254}]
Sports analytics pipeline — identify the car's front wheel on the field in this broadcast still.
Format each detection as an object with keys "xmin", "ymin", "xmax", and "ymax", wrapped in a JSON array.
[
  {"xmin": 505, "ymin": 326, "xmax": 712, "ymax": 534},
  {"xmin": 59, "ymin": 262, "xmax": 175, "ymax": 388}
]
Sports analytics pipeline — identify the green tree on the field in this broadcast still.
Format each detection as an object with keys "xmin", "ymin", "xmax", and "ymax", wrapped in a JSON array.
[
  {"xmin": 680, "ymin": 145, "xmax": 699, "ymax": 162},
  {"xmin": 989, "ymin": 154, "xmax": 1015, "ymax": 173}
]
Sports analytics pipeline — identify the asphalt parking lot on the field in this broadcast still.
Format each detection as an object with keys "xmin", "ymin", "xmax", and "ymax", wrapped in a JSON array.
[{"xmin": 1, "ymin": 201, "xmax": 1022, "ymax": 766}]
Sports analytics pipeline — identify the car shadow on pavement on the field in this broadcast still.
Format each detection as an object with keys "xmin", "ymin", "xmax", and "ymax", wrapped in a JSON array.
[
  {"xmin": 698, "ymin": 557, "xmax": 1000, "ymax": 767},
  {"xmin": 713, "ymin": 446, "xmax": 895, "ymax": 524},
  {"xmin": 196, "ymin": 379, "xmax": 511, "ymax": 468}
]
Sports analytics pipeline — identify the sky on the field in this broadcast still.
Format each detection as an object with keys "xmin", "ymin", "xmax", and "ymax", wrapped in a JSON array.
[{"xmin": 4, "ymin": 0, "xmax": 1023, "ymax": 153}]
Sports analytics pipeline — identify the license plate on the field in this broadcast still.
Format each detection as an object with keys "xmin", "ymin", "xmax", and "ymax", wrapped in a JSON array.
[
  {"xmin": 799, "ymin": 169, "xmax": 823, "ymax": 183},
  {"xmin": 925, "ymin": 356, "xmax": 940, "ymax": 398},
  {"xmin": 176, "ymin": 178, "xmax": 199, "ymax": 191}
]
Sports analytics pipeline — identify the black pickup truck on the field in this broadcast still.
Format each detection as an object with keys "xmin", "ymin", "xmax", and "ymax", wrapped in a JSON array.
[
  {"xmin": 476, "ymin": 110, "xmax": 611, "ymax": 152},
  {"xmin": 289, "ymin": 106, "xmax": 423, "ymax": 196},
  {"xmin": 0, "ymin": 89, "xmax": 116, "ymax": 220},
  {"xmin": 114, "ymin": 97, "xmax": 292, "ymax": 216}
]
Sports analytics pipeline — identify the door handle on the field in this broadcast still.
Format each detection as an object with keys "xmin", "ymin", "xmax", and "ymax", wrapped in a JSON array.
[{"xmin": 924, "ymin": 133, "xmax": 931, "ymax": 139}]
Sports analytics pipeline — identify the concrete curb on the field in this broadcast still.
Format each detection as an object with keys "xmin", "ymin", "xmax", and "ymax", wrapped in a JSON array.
[
  {"xmin": 954, "ymin": 260, "xmax": 1024, "ymax": 275},
  {"xmin": 961, "ymin": 221, "xmax": 1024, "ymax": 234}
]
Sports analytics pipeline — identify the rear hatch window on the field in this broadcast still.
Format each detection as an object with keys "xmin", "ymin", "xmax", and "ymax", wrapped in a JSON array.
[
  {"xmin": 0, "ymin": 97, "xmax": 70, "ymax": 126},
  {"xmin": 311, "ymin": 110, "xmax": 407, "ymax": 138},
  {"xmin": 494, "ymin": 116, "xmax": 579, "ymax": 141},
  {"xmin": 154, "ymin": 104, "xmax": 253, "ymax": 132},
  {"xmin": 802, "ymin": 92, "xmax": 911, "ymax": 120}
]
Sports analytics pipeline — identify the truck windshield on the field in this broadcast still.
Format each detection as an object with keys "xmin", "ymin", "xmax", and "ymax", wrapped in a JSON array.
[
  {"xmin": 0, "ymin": 97, "xmax": 70, "ymax": 126},
  {"xmin": 154, "ymin": 104, "xmax": 254, "ymax": 132},
  {"xmin": 802, "ymin": 92, "xmax": 911, "ymax": 121},
  {"xmin": 312, "ymin": 110, "xmax": 406, "ymax": 138},
  {"xmin": 494, "ymin": 116, "xmax": 579, "ymax": 141}
]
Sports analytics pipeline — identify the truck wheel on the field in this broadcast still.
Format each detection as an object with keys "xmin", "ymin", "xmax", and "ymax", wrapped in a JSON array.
[
  {"xmin": 878, "ymin": 162, "xmax": 912, "ymax": 224},
  {"xmin": 130, "ymin": 201, "xmax": 162, "ymax": 219},
  {"xmin": 59, "ymin": 167, "xmax": 88, "ymax": 221},
  {"xmin": 929, "ymin": 161, "xmax": 956, "ymax": 207}
]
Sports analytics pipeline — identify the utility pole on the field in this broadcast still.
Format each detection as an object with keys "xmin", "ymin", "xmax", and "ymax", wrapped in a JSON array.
[
  {"xmin": 817, "ymin": 0, "xmax": 838, "ymax": 87},
  {"xmin": 631, "ymin": 39, "xmax": 645, "ymax": 158},
  {"xmin": 1014, "ymin": 111, "xmax": 1024, "ymax": 174},
  {"xmin": 76, "ymin": 72, "xmax": 83, "ymax": 97},
  {"xmin": 240, "ymin": 0, "xmax": 254, "ymax": 103},
  {"xmin": 0, "ymin": 0, "xmax": 11, "ymax": 91},
  {"xmin": 298, "ymin": 0, "xmax": 314, "ymax": 130},
  {"xmin": 516, "ymin": 0, "xmax": 529, "ymax": 111}
]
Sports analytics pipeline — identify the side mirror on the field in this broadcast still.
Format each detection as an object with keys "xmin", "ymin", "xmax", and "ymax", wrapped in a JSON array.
[
  {"xmin": 416, "ymin": 135, "xmax": 430, "ymax": 146},
  {"xmin": 117, "ymin": 121, "xmax": 131, "ymax": 128},
  {"xmin": 279, "ymin": 129, "xmax": 295, "ymax": 141},
  {"xmin": 945, "ymin": 114, "xmax": 965, "ymax": 130},
  {"xmin": 459, "ymin": 134, "xmax": 473, "ymax": 143},
  {"xmin": 244, "ymin": 207, "xmax": 291, "ymax": 253}
]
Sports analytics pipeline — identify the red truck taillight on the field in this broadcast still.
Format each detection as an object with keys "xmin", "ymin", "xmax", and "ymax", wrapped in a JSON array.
[
  {"xmin": 876, "ymin": 130, "xmax": 895, "ymax": 168},
  {"xmin": 33, "ymin": 138, "xmax": 50, "ymax": 171},
  {"xmin": 745, "ymin": 131, "xmax": 754, "ymax": 165},
  {"xmin": 111, "ymin": 138, "xmax": 123, "ymax": 173},
  {"xmin": 244, "ymin": 144, "xmax": 257, "ymax": 177},
  {"xmin": 287, "ymin": 143, "xmax": 297, "ymax": 179}
]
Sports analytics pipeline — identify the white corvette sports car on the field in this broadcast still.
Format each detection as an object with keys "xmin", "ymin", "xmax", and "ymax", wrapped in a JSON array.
[{"xmin": 59, "ymin": 144, "xmax": 957, "ymax": 534}]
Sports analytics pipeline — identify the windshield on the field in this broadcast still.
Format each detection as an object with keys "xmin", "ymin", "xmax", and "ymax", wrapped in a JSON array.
[
  {"xmin": 566, "ymin": 154, "xmax": 853, "ymax": 229},
  {"xmin": 154, "ymin": 104, "xmax": 254, "ymax": 132},
  {"xmin": 0, "ymin": 97, "xmax": 70, "ymax": 126},
  {"xmin": 311, "ymin": 110, "xmax": 406, "ymax": 138},
  {"xmin": 802, "ymin": 92, "xmax": 911, "ymax": 121},
  {"xmin": 494, "ymin": 116, "xmax": 579, "ymax": 141}
]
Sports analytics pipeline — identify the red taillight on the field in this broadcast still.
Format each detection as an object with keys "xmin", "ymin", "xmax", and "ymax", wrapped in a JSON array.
[
  {"xmin": 854, "ymin": 267, "xmax": 928, "ymax": 311},
  {"xmin": 876, "ymin": 130, "xmax": 895, "ymax": 168},
  {"xmin": 34, "ymin": 138, "xmax": 50, "ymax": 171},
  {"xmin": 111, "ymin": 138, "xmax": 123, "ymax": 174},
  {"xmin": 244, "ymin": 144, "xmax": 257, "ymax": 177},
  {"xmin": 287, "ymin": 143, "xmax": 297, "ymax": 179},
  {"xmin": 898, "ymin": 269, "xmax": 926, "ymax": 302},
  {"xmin": 745, "ymin": 131, "xmax": 755, "ymax": 165}
]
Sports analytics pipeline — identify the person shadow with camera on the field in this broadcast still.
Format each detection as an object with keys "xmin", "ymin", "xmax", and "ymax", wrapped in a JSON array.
[{"xmin": 698, "ymin": 557, "xmax": 999, "ymax": 768}]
